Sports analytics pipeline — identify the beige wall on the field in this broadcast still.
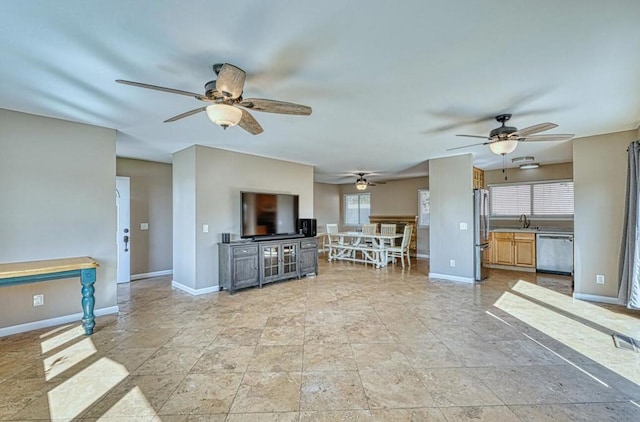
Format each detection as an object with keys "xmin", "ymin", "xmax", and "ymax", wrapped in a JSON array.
[
  {"xmin": 573, "ymin": 130, "xmax": 636, "ymax": 298},
  {"xmin": 313, "ymin": 182, "xmax": 340, "ymax": 232},
  {"xmin": 429, "ymin": 154, "xmax": 474, "ymax": 280},
  {"xmin": 0, "ymin": 109, "xmax": 117, "ymax": 329},
  {"xmin": 339, "ymin": 177, "xmax": 428, "ymax": 219},
  {"xmin": 116, "ymin": 158, "xmax": 172, "ymax": 276},
  {"xmin": 173, "ymin": 145, "xmax": 314, "ymax": 291},
  {"xmin": 172, "ymin": 147, "xmax": 197, "ymax": 290}
]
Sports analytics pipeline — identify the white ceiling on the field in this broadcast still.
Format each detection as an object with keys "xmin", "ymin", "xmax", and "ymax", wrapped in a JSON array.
[{"xmin": 2, "ymin": 1, "xmax": 639, "ymax": 183}]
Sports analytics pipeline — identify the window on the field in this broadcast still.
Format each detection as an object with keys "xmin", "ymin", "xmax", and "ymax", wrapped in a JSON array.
[
  {"xmin": 418, "ymin": 189, "xmax": 430, "ymax": 227},
  {"xmin": 489, "ymin": 180, "xmax": 574, "ymax": 218},
  {"xmin": 533, "ymin": 181, "xmax": 574, "ymax": 216},
  {"xmin": 490, "ymin": 185, "xmax": 531, "ymax": 216},
  {"xmin": 344, "ymin": 193, "xmax": 370, "ymax": 226}
]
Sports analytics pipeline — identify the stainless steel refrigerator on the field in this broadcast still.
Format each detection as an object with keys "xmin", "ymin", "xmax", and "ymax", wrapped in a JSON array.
[{"xmin": 474, "ymin": 188, "xmax": 490, "ymax": 281}]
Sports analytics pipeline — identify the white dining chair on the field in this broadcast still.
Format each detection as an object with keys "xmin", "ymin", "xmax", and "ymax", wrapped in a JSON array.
[
  {"xmin": 387, "ymin": 225, "xmax": 413, "ymax": 268},
  {"xmin": 359, "ymin": 223, "xmax": 377, "ymax": 250},
  {"xmin": 380, "ymin": 223, "xmax": 397, "ymax": 247},
  {"xmin": 326, "ymin": 223, "xmax": 341, "ymax": 261}
]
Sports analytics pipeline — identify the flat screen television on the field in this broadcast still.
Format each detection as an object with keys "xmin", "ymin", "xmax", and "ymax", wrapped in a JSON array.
[{"xmin": 241, "ymin": 192, "xmax": 299, "ymax": 239}]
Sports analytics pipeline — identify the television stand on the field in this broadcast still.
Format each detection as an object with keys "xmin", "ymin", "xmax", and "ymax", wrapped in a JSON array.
[{"xmin": 218, "ymin": 236, "xmax": 318, "ymax": 294}]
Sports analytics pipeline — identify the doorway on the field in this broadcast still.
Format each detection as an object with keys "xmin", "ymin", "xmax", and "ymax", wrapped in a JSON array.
[{"xmin": 116, "ymin": 176, "xmax": 130, "ymax": 283}]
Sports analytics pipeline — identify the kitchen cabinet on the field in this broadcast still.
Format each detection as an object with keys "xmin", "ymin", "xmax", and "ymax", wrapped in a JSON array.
[
  {"xmin": 488, "ymin": 231, "xmax": 536, "ymax": 268},
  {"xmin": 473, "ymin": 167, "xmax": 485, "ymax": 189},
  {"xmin": 514, "ymin": 232, "xmax": 536, "ymax": 267},
  {"xmin": 493, "ymin": 232, "xmax": 515, "ymax": 265},
  {"xmin": 483, "ymin": 232, "xmax": 493, "ymax": 265}
]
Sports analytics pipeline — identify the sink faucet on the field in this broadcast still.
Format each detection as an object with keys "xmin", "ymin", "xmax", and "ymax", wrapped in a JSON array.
[{"xmin": 519, "ymin": 214, "xmax": 530, "ymax": 229}]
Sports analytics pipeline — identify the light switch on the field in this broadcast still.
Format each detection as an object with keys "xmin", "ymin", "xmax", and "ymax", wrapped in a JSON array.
[
  {"xmin": 203, "ymin": 224, "xmax": 209, "ymax": 233},
  {"xmin": 459, "ymin": 222, "xmax": 468, "ymax": 230},
  {"xmin": 140, "ymin": 223, "xmax": 149, "ymax": 230}
]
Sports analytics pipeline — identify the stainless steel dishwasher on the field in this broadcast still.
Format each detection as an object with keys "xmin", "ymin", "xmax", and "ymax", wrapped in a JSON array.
[{"xmin": 536, "ymin": 233, "xmax": 573, "ymax": 275}]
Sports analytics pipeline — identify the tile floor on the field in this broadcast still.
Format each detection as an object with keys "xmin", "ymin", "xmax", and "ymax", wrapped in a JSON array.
[{"xmin": 1, "ymin": 258, "xmax": 639, "ymax": 421}]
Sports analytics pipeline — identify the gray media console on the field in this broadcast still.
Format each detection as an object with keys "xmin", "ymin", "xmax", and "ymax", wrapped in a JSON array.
[{"xmin": 218, "ymin": 237, "xmax": 318, "ymax": 294}]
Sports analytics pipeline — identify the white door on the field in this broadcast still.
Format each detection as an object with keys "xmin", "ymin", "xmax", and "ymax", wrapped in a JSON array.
[{"xmin": 116, "ymin": 176, "xmax": 131, "ymax": 283}]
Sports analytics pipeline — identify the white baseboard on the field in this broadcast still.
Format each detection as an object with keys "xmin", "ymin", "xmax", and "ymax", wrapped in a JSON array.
[
  {"xmin": 0, "ymin": 305, "xmax": 119, "ymax": 338},
  {"xmin": 572, "ymin": 292, "xmax": 620, "ymax": 305},
  {"xmin": 171, "ymin": 280, "xmax": 220, "ymax": 295},
  {"xmin": 131, "ymin": 270, "xmax": 173, "ymax": 281},
  {"xmin": 416, "ymin": 254, "xmax": 429, "ymax": 259},
  {"xmin": 429, "ymin": 272, "xmax": 475, "ymax": 283}
]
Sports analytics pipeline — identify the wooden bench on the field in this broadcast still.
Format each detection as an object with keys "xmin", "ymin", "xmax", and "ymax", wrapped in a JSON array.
[
  {"xmin": 328, "ymin": 243, "xmax": 385, "ymax": 268},
  {"xmin": 0, "ymin": 257, "xmax": 99, "ymax": 335}
]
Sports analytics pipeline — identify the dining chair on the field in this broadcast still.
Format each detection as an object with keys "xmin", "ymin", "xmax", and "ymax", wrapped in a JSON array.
[
  {"xmin": 380, "ymin": 223, "xmax": 397, "ymax": 247},
  {"xmin": 326, "ymin": 223, "xmax": 342, "ymax": 261},
  {"xmin": 360, "ymin": 223, "xmax": 378, "ymax": 248},
  {"xmin": 387, "ymin": 225, "xmax": 413, "ymax": 268},
  {"xmin": 361, "ymin": 223, "xmax": 377, "ymax": 235}
]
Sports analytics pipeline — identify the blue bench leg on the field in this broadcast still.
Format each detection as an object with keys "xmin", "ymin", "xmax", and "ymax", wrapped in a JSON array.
[{"xmin": 80, "ymin": 268, "xmax": 96, "ymax": 335}]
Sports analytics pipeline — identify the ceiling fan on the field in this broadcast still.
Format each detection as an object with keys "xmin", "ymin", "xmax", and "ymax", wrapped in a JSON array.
[
  {"xmin": 354, "ymin": 172, "xmax": 386, "ymax": 191},
  {"xmin": 447, "ymin": 114, "xmax": 574, "ymax": 155},
  {"xmin": 116, "ymin": 63, "xmax": 312, "ymax": 135}
]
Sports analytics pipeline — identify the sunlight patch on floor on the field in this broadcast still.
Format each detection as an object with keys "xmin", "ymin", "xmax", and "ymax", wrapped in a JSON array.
[
  {"xmin": 97, "ymin": 386, "xmax": 158, "ymax": 419},
  {"xmin": 43, "ymin": 336, "xmax": 96, "ymax": 381},
  {"xmin": 47, "ymin": 357, "xmax": 128, "ymax": 419},
  {"xmin": 494, "ymin": 291, "xmax": 640, "ymax": 386},
  {"xmin": 39, "ymin": 324, "xmax": 73, "ymax": 339},
  {"xmin": 512, "ymin": 280, "xmax": 640, "ymax": 338},
  {"xmin": 40, "ymin": 325, "xmax": 85, "ymax": 354}
]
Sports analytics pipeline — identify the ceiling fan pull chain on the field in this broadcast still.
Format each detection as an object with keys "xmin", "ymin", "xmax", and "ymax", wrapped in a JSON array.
[{"xmin": 502, "ymin": 154, "xmax": 508, "ymax": 181}]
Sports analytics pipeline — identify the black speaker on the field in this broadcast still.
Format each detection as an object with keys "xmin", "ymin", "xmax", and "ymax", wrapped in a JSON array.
[{"xmin": 298, "ymin": 218, "xmax": 317, "ymax": 237}]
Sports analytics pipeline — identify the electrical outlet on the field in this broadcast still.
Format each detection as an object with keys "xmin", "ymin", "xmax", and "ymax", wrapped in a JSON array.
[
  {"xmin": 140, "ymin": 222, "xmax": 149, "ymax": 230},
  {"xmin": 596, "ymin": 274, "xmax": 605, "ymax": 284},
  {"xmin": 449, "ymin": 259, "xmax": 456, "ymax": 267},
  {"xmin": 33, "ymin": 294, "xmax": 44, "ymax": 307},
  {"xmin": 203, "ymin": 224, "xmax": 209, "ymax": 233},
  {"xmin": 459, "ymin": 222, "xmax": 468, "ymax": 230}
]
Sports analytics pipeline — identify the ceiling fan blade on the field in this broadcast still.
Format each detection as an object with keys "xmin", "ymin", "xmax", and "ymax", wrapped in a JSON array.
[
  {"xmin": 164, "ymin": 107, "xmax": 207, "ymax": 123},
  {"xmin": 456, "ymin": 134, "xmax": 490, "ymax": 139},
  {"xmin": 511, "ymin": 122, "xmax": 558, "ymax": 137},
  {"xmin": 216, "ymin": 64, "xmax": 246, "ymax": 100},
  {"xmin": 238, "ymin": 109, "xmax": 264, "ymax": 135},
  {"xmin": 116, "ymin": 79, "xmax": 206, "ymax": 100},
  {"xmin": 240, "ymin": 98, "xmax": 312, "ymax": 115},
  {"xmin": 520, "ymin": 134, "xmax": 575, "ymax": 142},
  {"xmin": 446, "ymin": 141, "xmax": 490, "ymax": 151}
]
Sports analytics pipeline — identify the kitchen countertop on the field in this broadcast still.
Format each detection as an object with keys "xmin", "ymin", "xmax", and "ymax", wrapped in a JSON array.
[{"xmin": 491, "ymin": 228, "xmax": 573, "ymax": 235}]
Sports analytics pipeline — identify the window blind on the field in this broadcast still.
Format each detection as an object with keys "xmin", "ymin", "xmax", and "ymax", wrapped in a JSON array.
[
  {"xmin": 490, "ymin": 184, "xmax": 531, "ymax": 216},
  {"xmin": 533, "ymin": 182, "xmax": 574, "ymax": 216},
  {"xmin": 344, "ymin": 193, "xmax": 370, "ymax": 225}
]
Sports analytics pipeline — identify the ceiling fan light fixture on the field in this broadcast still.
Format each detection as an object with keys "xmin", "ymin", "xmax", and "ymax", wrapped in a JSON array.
[
  {"xmin": 355, "ymin": 180, "xmax": 368, "ymax": 191},
  {"xmin": 489, "ymin": 139, "xmax": 518, "ymax": 155},
  {"xmin": 205, "ymin": 104, "xmax": 242, "ymax": 129},
  {"xmin": 512, "ymin": 156, "xmax": 535, "ymax": 163},
  {"xmin": 519, "ymin": 163, "xmax": 540, "ymax": 170}
]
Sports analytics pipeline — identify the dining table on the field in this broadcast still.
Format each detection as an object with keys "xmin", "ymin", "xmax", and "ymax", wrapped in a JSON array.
[{"xmin": 328, "ymin": 231, "xmax": 403, "ymax": 268}]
